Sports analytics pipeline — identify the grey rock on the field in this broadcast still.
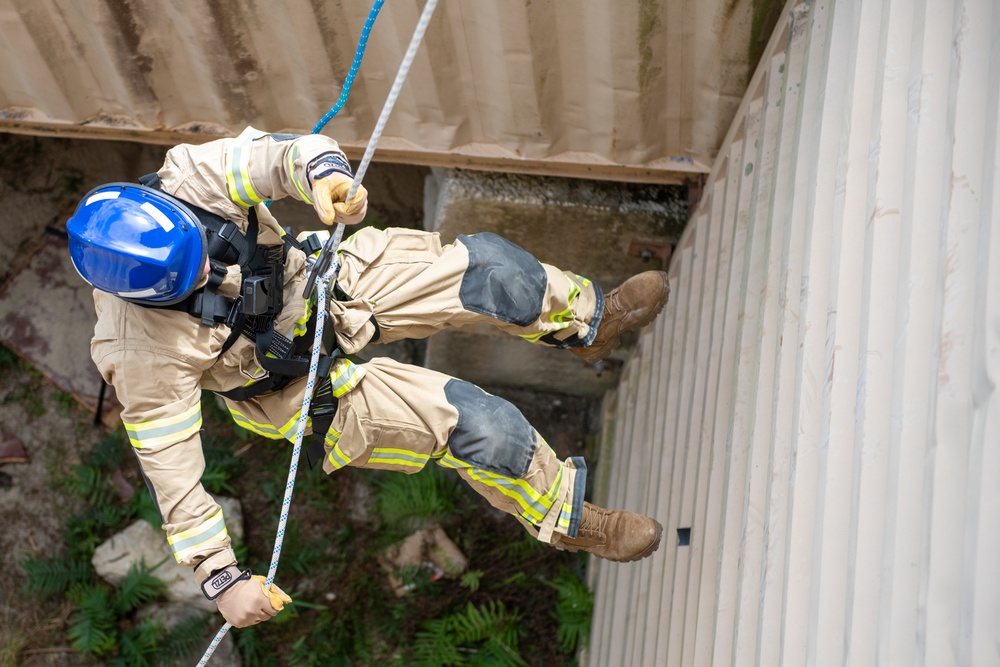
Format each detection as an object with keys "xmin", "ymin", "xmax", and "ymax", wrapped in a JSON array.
[{"xmin": 92, "ymin": 496, "xmax": 244, "ymax": 612}]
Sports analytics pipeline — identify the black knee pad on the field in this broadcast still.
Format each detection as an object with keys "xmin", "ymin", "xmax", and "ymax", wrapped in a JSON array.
[
  {"xmin": 457, "ymin": 233, "xmax": 547, "ymax": 326},
  {"xmin": 444, "ymin": 379, "xmax": 536, "ymax": 478}
]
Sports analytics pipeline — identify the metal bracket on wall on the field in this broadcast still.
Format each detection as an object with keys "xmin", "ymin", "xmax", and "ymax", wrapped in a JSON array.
[{"xmin": 627, "ymin": 238, "xmax": 674, "ymax": 271}]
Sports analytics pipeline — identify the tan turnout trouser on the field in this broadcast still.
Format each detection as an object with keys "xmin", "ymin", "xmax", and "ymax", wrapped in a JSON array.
[{"xmin": 241, "ymin": 227, "xmax": 605, "ymax": 543}]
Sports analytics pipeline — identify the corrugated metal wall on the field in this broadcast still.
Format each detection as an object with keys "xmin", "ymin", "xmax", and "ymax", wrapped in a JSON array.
[
  {"xmin": 0, "ymin": 0, "xmax": 760, "ymax": 183},
  {"xmin": 587, "ymin": 0, "xmax": 1000, "ymax": 664}
]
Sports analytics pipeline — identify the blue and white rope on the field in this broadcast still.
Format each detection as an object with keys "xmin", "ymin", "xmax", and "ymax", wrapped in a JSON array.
[
  {"xmin": 196, "ymin": 0, "xmax": 438, "ymax": 664},
  {"xmin": 311, "ymin": 0, "xmax": 385, "ymax": 135}
]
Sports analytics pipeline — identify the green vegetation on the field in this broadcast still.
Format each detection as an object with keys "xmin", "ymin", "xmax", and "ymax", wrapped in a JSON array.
[
  {"xmin": 18, "ymin": 433, "xmax": 212, "ymax": 665},
  {"xmin": 18, "ymin": 395, "xmax": 595, "ymax": 666}
]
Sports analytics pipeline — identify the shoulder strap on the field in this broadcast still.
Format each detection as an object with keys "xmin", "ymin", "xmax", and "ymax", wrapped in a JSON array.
[{"xmin": 135, "ymin": 174, "xmax": 337, "ymax": 394}]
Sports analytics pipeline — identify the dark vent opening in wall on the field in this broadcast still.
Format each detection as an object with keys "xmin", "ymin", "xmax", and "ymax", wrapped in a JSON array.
[{"xmin": 677, "ymin": 528, "xmax": 691, "ymax": 547}]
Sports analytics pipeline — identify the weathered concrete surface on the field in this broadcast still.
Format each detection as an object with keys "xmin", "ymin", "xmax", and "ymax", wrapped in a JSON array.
[
  {"xmin": 422, "ymin": 168, "xmax": 685, "ymax": 396},
  {"xmin": 0, "ymin": 235, "xmax": 119, "ymax": 420}
]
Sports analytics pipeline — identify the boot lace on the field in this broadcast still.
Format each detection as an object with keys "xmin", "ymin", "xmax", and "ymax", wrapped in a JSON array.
[{"xmin": 579, "ymin": 505, "xmax": 611, "ymax": 537}]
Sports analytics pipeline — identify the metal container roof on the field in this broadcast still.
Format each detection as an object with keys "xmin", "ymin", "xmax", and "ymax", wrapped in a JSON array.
[{"xmin": 0, "ymin": 0, "xmax": 766, "ymax": 184}]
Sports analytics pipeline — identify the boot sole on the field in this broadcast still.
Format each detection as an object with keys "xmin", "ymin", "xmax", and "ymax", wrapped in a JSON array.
[{"xmin": 618, "ymin": 519, "xmax": 664, "ymax": 563}]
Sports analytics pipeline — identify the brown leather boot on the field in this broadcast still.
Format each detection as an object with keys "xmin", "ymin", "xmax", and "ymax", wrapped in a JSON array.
[
  {"xmin": 553, "ymin": 502, "xmax": 663, "ymax": 562},
  {"xmin": 572, "ymin": 270, "xmax": 670, "ymax": 363}
]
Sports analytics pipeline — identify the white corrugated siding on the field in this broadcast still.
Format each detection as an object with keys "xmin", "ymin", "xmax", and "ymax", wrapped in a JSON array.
[
  {"xmin": 587, "ymin": 0, "xmax": 1000, "ymax": 664},
  {"xmin": 0, "ymin": 0, "xmax": 762, "ymax": 183}
]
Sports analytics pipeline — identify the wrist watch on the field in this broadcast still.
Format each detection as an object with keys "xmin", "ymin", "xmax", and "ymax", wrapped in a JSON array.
[{"xmin": 200, "ymin": 565, "xmax": 251, "ymax": 600}]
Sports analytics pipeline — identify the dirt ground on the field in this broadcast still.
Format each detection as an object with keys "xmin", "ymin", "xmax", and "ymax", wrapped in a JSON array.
[{"xmin": 0, "ymin": 132, "xmax": 602, "ymax": 666}]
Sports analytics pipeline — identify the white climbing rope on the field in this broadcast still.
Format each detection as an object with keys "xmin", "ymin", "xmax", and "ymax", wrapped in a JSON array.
[{"xmin": 196, "ymin": 1, "xmax": 438, "ymax": 664}]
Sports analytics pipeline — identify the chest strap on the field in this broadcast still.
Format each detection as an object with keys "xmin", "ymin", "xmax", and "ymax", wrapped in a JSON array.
[{"xmin": 136, "ymin": 174, "xmax": 334, "ymax": 400}]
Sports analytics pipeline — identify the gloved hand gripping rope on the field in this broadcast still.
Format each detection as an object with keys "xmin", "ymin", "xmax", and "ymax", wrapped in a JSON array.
[{"xmin": 196, "ymin": 0, "xmax": 439, "ymax": 663}]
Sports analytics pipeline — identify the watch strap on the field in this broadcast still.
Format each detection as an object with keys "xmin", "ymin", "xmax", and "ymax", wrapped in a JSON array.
[{"xmin": 200, "ymin": 565, "xmax": 251, "ymax": 601}]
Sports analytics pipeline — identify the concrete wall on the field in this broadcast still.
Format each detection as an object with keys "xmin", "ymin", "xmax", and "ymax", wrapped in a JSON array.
[{"xmin": 422, "ymin": 168, "xmax": 686, "ymax": 397}]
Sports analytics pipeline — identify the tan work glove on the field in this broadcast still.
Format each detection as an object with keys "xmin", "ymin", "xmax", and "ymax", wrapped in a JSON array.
[
  {"xmin": 312, "ymin": 174, "xmax": 368, "ymax": 226},
  {"xmin": 215, "ymin": 573, "xmax": 292, "ymax": 628}
]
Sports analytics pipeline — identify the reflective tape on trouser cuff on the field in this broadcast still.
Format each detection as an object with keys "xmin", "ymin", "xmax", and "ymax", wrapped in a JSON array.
[
  {"xmin": 535, "ymin": 456, "xmax": 587, "ymax": 544},
  {"xmin": 566, "ymin": 456, "xmax": 588, "ymax": 539}
]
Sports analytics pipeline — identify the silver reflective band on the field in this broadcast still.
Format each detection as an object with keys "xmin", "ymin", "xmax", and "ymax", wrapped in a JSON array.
[{"xmin": 200, "ymin": 565, "xmax": 251, "ymax": 601}]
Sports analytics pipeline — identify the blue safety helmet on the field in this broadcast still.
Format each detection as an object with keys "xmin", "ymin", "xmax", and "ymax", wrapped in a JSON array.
[{"xmin": 67, "ymin": 183, "xmax": 207, "ymax": 305}]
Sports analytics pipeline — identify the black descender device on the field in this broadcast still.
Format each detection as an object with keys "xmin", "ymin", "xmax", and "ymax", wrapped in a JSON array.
[{"xmin": 302, "ymin": 224, "xmax": 346, "ymax": 301}]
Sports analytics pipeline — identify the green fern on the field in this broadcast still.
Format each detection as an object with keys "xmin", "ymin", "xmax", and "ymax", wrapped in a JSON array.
[
  {"xmin": 498, "ymin": 531, "xmax": 547, "ymax": 561},
  {"xmin": 94, "ymin": 502, "xmax": 134, "ymax": 531},
  {"xmin": 279, "ymin": 519, "xmax": 328, "ymax": 576},
  {"xmin": 20, "ymin": 554, "xmax": 93, "ymax": 597},
  {"xmin": 288, "ymin": 635, "xmax": 327, "ymax": 667},
  {"xmin": 201, "ymin": 460, "xmax": 235, "ymax": 494},
  {"xmin": 460, "ymin": 569, "xmax": 484, "ymax": 592},
  {"xmin": 233, "ymin": 626, "xmax": 279, "ymax": 667},
  {"xmin": 67, "ymin": 583, "xmax": 117, "ymax": 658},
  {"xmin": 63, "ymin": 513, "xmax": 104, "ymax": 558},
  {"xmin": 133, "ymin": 487, "xmax": 163, "ymax": 527},
  {"xmin": 413, "ymin": 601, "xmax": 527, "ymax": 667},
  {"xmin": 546, "ymin": 569, "xmax": 594, "ymax": 653},
  {"xmin": 413, "ymin": 617, "xmax": 463, "ymax": 666},
  {"xmin": 154, "ymin": 614, "xmax": 211, "ymax": 666},
  {"xmin": 0, "ymin": 344, "xmax": 17, "ymax": 369},
  {"xmin": 113, "ymin": 561, "xmax": 167, "ymax": 615},
  {"xmin": 112, "ymin": 616, "xmax": 160, "ymax": 667},
  {"xmin": 86, "ymin": 432, "xmax": 129, "ymax": 471},
  {"xmin": 374, "ymin": 464, "xmax": 465, "ymax": 530},
  {"xmin": 67, "ymin": 464, "xmax": 115, "ymax": 506}
]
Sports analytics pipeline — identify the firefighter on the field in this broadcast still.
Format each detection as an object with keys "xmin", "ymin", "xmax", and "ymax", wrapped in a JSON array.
[{"xmin": 67, "ymin": 127, "xmax": 671, "ymax": 628}]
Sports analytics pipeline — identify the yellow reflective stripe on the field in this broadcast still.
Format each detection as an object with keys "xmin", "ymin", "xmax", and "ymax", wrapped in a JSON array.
[
  {"xmin": 325, "ymin": 428, "xmax": 351, "ymax": 469},
  {"xmin": 330, "ymin": 360, "xmax": 364, "ymax": 397},
  {"xmin": 167, "ymin": 509, "xmax": 228, "ymax": 562},
  {"xmin": 124, "ymin": 403, "xmax": 202, "ymax": 449},
  {"xmin": 547, "ymin": 279, "xmax": 580, "ymax": 325},
  {"xmin": 228, "ymin": 407, "xmax": 309, "ymax": 443},
  {"xmin": 558, "ymin": 502, "xmax": 573, "ymax": 530},
  {"xmin": 327, "ymin": 441, "xmax": 351, "ymax": 470},
  {"xmin": 225, "ymin": 127, "xmax": 266, "ymax": 207},
  {"xmin": 341, "ymin": 230, "xmax": 363, "ymax": 247},
  {"xmin": 367, "ymin": 448, "xmax": 429, "ymax": 469},
  {"xmin": 227, "ymin": 408, "xmax": 285, "ymax": 440},
  {"xmin": 288, "ymin": 145, "xmax": 313, "ymax": 204},
  {"xmin": 540, "ymin": 465, "xmax": 564, "ymax": 507},
  {"xmin": 277, "ymin": 411, "xmax": 306, "ymax": 440},
  {"xmin": 545, "ymin": 277, "xmax": 579, "ymax": 327},
  {"xmin": 327, "ymin": 444, "xmax": 351, "ymax": 469},
  {"xmin": 519, "ymin": 330, "xmax": 548, "ymax": 343},
  {"xmin": 292, "ymin": 299, "xmax": 314, "ymax": 338},
  {"xmin": 519, "ymin": 276, "xmax": 580, "ymax": 342},
  {"xmin": 439, "ymin": 455, "xmax": 551, "ymax": 524}
]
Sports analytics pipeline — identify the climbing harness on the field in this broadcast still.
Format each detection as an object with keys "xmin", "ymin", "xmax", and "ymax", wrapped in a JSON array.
[
  {"xmin": 128, "ymin": 174, "xmax": 335, "ymax": 402},
  {"xmin": 196, "ymin": 0, "xmax": 439, "ymax": 663}
]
